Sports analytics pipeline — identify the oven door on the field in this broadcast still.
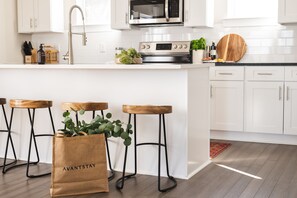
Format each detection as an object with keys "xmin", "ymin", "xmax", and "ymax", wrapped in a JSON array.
[{"xmin": 129, "ymin": 0, "xmax": 183, "ymax": 25}]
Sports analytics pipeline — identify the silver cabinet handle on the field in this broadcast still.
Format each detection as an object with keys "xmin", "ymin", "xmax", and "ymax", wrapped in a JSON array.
[
  {"xmin": 30, "ymin": 18, "xmax": 33, "ymax": 28},
  {"xmin": 279, "ymin": 86, "xmax": 282, "ymax": 100},
  {"xmin": 210, "ymin": 85, "xmax": 213, "ymax": 98},
  {"xmin": 257, "ymin": 73, "xmax": 273, "ymax": 75},
  {"xmin": 165, "ymin": 0, "xmax": 169, "ymax": 22},
  {"xmin": 125, "ymin": 13, "xmax": 128, "ymax": 24},
  {"xmin": 287, "ymin": 86, "xmax": 289, "ymax": 101},
  {"xmin": 218, "ymin": 73, "xmax": 233, "ymax": 75}
]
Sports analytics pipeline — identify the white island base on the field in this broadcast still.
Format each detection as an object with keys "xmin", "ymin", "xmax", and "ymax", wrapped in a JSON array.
[{"xmin": 0, "ymin": 63, "xmax": 211, "ymax": 179}]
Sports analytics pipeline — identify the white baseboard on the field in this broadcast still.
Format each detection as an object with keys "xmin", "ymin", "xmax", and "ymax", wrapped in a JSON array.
[{"xmin": 211, "ymin": 130, "xmax": 297, "ymax": 145}]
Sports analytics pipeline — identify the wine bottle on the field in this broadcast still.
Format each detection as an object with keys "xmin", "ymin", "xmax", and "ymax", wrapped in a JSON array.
[
  {"xmin": 210, "ymin": 42, "xmax": 216, "ymax": 60},
  {"xmin": 37, "ymin": 44, "xmax": 46, "ymax": 64}
]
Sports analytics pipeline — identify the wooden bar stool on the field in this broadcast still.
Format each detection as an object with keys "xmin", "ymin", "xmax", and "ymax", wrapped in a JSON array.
[
  {"xmin": 61, "ymin": 102, "xmax": 115, "ymax": 181},
  {"xmin": 0, "ymin": 98, "xmax": 17, "ymax": 170},
  {"xmin": 3, "ymin": 99, "xmax": 56, "ymax": 178},
  {"xmin": 116, "ymin": 105, "xmax": 177, "ymax": 192}
]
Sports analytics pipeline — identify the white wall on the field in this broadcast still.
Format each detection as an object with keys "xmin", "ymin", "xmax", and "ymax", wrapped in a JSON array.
[
  {"xmin": 0, "ymin": 0, "xmax": 31, "ymax": 63},
  {"xmin": 25, "ymin": 0, "xmax": 297, "ymax": 64}
]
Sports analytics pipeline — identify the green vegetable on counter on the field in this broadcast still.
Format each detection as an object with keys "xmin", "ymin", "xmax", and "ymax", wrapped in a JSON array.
[{"xmin": 116, "ymin": 48, "xmax": 141, "ymax": 64}]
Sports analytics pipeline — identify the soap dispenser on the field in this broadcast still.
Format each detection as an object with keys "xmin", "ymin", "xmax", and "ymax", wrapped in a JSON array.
[{"xmin": 37, "ymin": 44, "xmax": 46, "ymax": 64}]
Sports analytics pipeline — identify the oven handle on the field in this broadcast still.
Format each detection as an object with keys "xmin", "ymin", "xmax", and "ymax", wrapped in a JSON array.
[{"xmin": 165, "ymin": 0, "xmax": 169, "ymax": 22}]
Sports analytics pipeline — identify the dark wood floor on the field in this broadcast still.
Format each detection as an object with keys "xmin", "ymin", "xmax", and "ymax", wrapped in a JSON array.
[{"xmin": 1, "ymin": 141, "xmax": 297, "ymax": 198}]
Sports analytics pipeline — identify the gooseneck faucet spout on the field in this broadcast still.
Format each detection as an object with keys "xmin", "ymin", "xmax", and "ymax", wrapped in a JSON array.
[{"xmin": 63, "ymin": 5, "xmax": 87, "ymax": 64}]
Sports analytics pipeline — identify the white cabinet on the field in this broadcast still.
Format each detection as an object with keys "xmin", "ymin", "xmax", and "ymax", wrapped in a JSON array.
[
  {"xmin": 278, "ymin": 0, "xmax": 297, "ymax": 24},
  {"xmin": 245, "ymin": 82, "xmax": 284, "ymax": 134},
  {"xmin": 210, "ymin": 67, "xmax": 244, "ymax": 132},
  {"xmin": 17, "ymin": 0, "xmax": 64, "ymax": 33},
  {"xmin": 284, "ymin": 82, "xmax": 297, "ymax": 135},
  {"xmin": 210, "ymin": 81, "xmax": 244, "ymax": 131},
  {"xmin": 111, "ymin": 0, "xmax": 130, "ymax": 30},
  {"xmin": 284, "ymin": 67, "xmax": 297, "ymax": 135},
  {"xmin": 184, "ymin": 0, "xmax": 214, "ymax": 27}
]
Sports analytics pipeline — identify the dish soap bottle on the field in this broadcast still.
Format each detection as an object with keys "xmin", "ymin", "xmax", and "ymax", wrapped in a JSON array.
[
  {"xmin": 210, "ymin": 42, "xmax": 216, "ymax": 60},
  {"xmin": 37, "ymin": 44, "xmax": 45, "ymax": 64}
]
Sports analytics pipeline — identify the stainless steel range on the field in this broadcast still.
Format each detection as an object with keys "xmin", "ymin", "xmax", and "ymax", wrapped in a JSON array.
[{"xmin": 139, "ymin": 41, "xmax": 191, "ymax": 63}]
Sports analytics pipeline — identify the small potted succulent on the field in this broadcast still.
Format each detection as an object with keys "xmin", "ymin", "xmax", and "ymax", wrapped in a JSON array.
[{"xmin": 191, "ymin": 37, "xmax": 206, "ymax": 63}]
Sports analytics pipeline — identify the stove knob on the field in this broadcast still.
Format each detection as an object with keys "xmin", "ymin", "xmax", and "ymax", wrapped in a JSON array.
[
  {"xmin": 146, "ymin": 45, "xmax": 150, "ymax": 49},
  {"xmin": 173, "ymin": 44, "xmax": 177, "ymax": 49},
  {"xmin": 141, "ymin": 45, "xmax": 146, "ymax": 49},
  {"xmin": 178, "ymin": 45, "xmax": 182, "ymax": 49},
  {"xmin": 183, "ymin": 44, "xmax": 188, "ymax": 49}
]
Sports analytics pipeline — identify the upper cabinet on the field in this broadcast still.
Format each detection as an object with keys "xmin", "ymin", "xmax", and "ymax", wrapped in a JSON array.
[
  {"xmin": 111, "ymin": 0, "xmax": 130, "ymax": 30},
  {"xmin": 17, "ymin": 0, "xmax": 64, "ymax": 33},
  {"xmin": 111, "ymin": 0, "xmax": 213, "ymax": 30},
  {"xmin": 278, "ymin": 0, "xmax": 297, "ymax": 24},
  {"xmin": 184, "ymin": 0, "xmax": 214, "ymax": 27}
]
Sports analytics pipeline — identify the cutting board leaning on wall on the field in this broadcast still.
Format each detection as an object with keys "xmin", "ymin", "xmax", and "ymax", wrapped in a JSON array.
[{"xmin": 216, "ymin": 34, "xmax": 247, "ymax": 62}]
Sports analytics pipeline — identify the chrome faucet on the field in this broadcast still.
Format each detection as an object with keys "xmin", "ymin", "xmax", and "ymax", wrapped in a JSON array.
[{"xmin": 63, "ymin": 5, "xmax": 87, "ymax": 64}]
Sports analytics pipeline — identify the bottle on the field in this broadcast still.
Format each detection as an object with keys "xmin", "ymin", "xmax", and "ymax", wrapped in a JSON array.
[
  {"xmin": 37, "ymin": 44, "xmax": 46, "ymax": 64},
  {"xmin": 210, "ymin": 42, "xmax": 216, "ymax": 60}
]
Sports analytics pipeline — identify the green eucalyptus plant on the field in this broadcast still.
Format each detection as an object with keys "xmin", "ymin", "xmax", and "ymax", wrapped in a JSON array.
[
  {"xmin": 60, "ymin": 110, "xmax": 133, "ymax": 146},
  {"xmin": 191, "ymin": 37, "xmax": 206, "ymax": 51}
]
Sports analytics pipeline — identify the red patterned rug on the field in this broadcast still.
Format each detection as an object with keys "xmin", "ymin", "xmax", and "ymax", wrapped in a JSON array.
[{"xmin": 210, "ymin": 142, "xmax": 231, "ymax": 159}]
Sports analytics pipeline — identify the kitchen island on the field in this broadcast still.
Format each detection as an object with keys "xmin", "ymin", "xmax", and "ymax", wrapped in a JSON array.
[{"xmin": 0, "ymin": 63, "xmax": 211, "ymax": 179}]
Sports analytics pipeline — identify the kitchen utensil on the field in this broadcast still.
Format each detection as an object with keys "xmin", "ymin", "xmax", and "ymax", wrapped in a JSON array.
[{"xmin": 216, "ymin": 34, "xmax": 247, "ymax": 62}]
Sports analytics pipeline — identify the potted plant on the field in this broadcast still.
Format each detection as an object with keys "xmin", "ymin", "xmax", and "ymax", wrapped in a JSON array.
[
  {"xmin": 115, "ymin": 48, "xmax": 142, "ymax": 64},
  {"xmin": 191, "ymin": 37, "xmax": 206, "ymax": 63},
  {"xmin": 60, "ymin": 110, "xmax": 132, "ymax": 146},
  {"xmin": 51, "ymin": 110, "xmax": 132, "ymax": 197}
]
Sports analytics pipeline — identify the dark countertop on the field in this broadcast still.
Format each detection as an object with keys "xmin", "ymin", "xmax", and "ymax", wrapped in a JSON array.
[{"xmin": 215, "ymin": 62, "xmax": 297, "ymax": 66}]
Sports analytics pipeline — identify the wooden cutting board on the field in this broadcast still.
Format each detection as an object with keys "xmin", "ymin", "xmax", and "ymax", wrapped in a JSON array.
[{"xmin": 216, "ymin": 34, "xmax": 247, "ymax": 62}]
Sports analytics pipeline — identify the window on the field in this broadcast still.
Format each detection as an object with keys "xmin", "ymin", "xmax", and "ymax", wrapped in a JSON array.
[
  {"xmin": 76, "ymin": 0, "xmax": 110, "ymax": 25},
  {"xmin": 227, "ymin": 0, "xmax": 278, "ymax": 18}
]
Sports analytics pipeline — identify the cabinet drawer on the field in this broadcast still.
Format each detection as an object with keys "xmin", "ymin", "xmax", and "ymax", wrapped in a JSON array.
[
  {"xmin": 210, "ymin": 67, "xmax": 244, "ymax": 80},
  {"xmin": 245, "ymin": 66, "xmax": 284, "ymax": 81},
  {"xmin": 285, "ymin": 67, "xmax": 297, "ymax": 81}
]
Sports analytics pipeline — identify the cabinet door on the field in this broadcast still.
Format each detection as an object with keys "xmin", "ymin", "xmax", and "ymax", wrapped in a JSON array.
[
  {"xmin": 111, "ymin": 0, "xmax": 130, "ymax": 30},
  {"xmin": 278, "ymin": 0, "xmax": 297, "ymax": 24},
  {"xmin": 184, "ymin": 0, "xmax": 214, "ymax": 27},
  {"xmin": 284, "ymin": 82, "xmax": 297, "ymax": 135},
  {"xmin": 245, "ymin": 82, "xmax": 284, "ymax": 134},
  {"xmin": 210, "ymin": 81, "xmax": 244, "ymax": 131},
  {"xmin": 34, "ymin": 0, "xmax": 51, "ymax": 32},
  {"xmin": 17, "ymin": 0, "xmax": 34, "ymax": 33}
]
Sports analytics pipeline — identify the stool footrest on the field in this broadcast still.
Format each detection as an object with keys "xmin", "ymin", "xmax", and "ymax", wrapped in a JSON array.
[
  {"xmin": 137, "ymin": 142, "xmax": 165, "ymax": 147},
  {"xmin": 115, "ymin": 173, "xmax": 137, "ymax": 189},
  {"xmin": 34, "ymin": 134, "xmax": 54, "ymax": 137},
  {"xmin": 3, "ymin": 161, "xmax": 38, "ymax": 173},
  {"xmin": 0, "ymin": 159, "xmax": 17, "ymax": 168},
  {"xmin": 0, "ymin": 130, "xmax": 8, "ymax": 132},
  {"xmin": 108, "ymin": 170, "xmax": 116, "ymax": 181},
  {"xmin": 159, "ymin": 176, "xmax": 177, "ymax": 192}
]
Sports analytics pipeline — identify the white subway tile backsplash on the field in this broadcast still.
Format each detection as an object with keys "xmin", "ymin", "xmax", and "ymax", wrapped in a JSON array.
[{"xmin": 31, "ymin": 22, "xmax": 297, "ymax": 63}]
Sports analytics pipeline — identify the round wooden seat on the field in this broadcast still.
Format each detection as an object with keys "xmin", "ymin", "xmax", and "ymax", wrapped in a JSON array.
[
  {"xmin": 61, "ymin": 102, "xmax": 108, "ymax": 111},
  {"xmin": 123, "ymin": 105, "xmax": 172, "ymax": 114},
  {"xmin": 0, "ymin": 98, "xmax": 6, "ymax": 105},
  {"xmin": 10, "ymin": 99, "xmax": 53, "ymax": 109}
]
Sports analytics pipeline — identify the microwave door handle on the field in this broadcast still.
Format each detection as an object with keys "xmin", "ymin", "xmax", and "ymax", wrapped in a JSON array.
[{"xmin": 165, "ymin": 0, "xmax": 169, "ymax": 21}]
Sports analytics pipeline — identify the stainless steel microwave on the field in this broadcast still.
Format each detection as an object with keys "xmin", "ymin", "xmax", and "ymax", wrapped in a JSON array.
[{"xmin": 129, "ymin": 0, "xmax": 183, "ymax": 25}]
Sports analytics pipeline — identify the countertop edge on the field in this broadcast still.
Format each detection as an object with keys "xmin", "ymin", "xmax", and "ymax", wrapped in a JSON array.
[{"xmin": 0, "ymin": 63, "xmax": 214, "ymax": 70}]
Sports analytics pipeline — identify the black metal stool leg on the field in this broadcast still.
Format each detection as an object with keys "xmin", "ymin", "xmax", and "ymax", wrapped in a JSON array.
[
  {"xmin": 158, "ymin": 114, "xmax": 177, "ymax": 192},
  {"xmin": 48, "ymin": 107, "xmax": 56, "ymax": 134},
  {"xmin": 2, "ymin": 106, "xmax": 17, "ymax": 172},
  {"xmin": 116, "ymin": 113, "xmax": 137, "ymax": 189},
  {"xmin": 100, "ymin": 110, "xmax": 115, "ymax": 181}
]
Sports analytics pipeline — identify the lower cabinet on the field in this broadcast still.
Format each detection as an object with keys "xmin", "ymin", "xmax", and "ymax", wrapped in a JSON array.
[
  {"xmin": 245, "ymin": 82, "xmax": 284, "ymax": 134},
  {"xmin": 284, "ymin": 82, "xmax": 297, "ymax": 135},
  {"xmin": 210, "ymin": 81, "xmax": 244, "ymax": 131}
]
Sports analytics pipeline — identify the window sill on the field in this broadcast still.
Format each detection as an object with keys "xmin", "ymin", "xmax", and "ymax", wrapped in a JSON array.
[{"xmin": 222, "ymin": 17, "xmax": 279, "ymax": 27}]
